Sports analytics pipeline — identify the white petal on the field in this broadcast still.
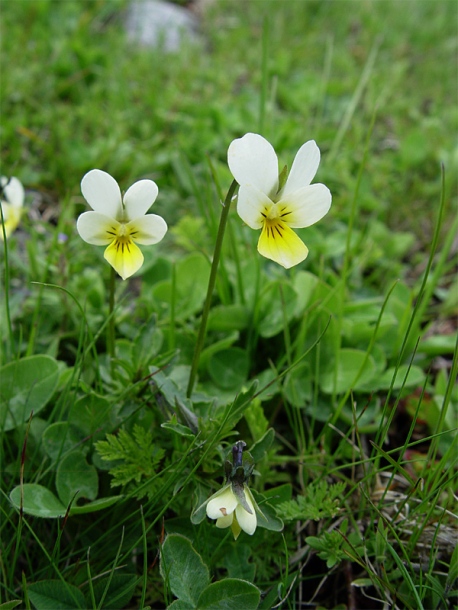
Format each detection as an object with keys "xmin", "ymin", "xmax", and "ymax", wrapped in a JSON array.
[
  {"xmin": 235, "ymin": 489, "xmax": 257, "ymax": 535},
  {"xmin": 123, "ymin": 179, "xmax": 159, "ymax": 219},
  {"xmin": 127, "ymin": 214, "xmax": 167, "ymax": 245},
  {"xmin": 206, "ymin": 486, "xmax": 238, "ymax": 520},
  {"xmin": 277, "ymin": 183, "xmax": 331, "ymax": 228},
  {"xmin": 280, "ymin": 140, "xmax": 320, "ymax": 198},
  {"xmin": 81, "ymin": 169, "xmax": 122, "ymax": 218},
  {"xmin": 1, "ymin": 176, "xmax": 24, "ymax": 208},
  {"xmin": 228, "ymin": 133, "xmax": 279, "ymax": 197},
  {"xmin": 237, "ymin": 184, "xmax": 272, "ymax": 230},
  {"xmin": 77, "ymin": 211, "xmax": 120, "ymax": 245}
]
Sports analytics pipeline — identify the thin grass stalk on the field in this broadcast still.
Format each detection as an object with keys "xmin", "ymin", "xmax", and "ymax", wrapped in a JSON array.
[
  {"xmin": 108, "ymin": 266, "xmax": 116, "ymax": 377},
  {"xmin": 186, "ymin": 179, "xmax": 237, "ymax": 398},
  {"xmin": 374, "ymin": 165, "xmax": 448, "ymax": 455},
  {"xmin": 139, "ymin": 505, "xmax": 148, "ymax": 610},
  {"xmin": 331, "ymin": 106, "xmax": 377, "ymax": 404},
  {"xmin": 328, "ymin": 38, "xmax": 380, "ymax": 162},
  {"xmin": 86, "ymin": 548, "xmax": 97, "ymax": 610},
  {"xmin": 97, "ymin": 527, "xmax": 125, "ymax": 610},
  {"xmin": 0, "ymin": 201, "xmax": 14, "ymax": 361},
  {"xmin": 258, "ymin": 16, "xmax": 269, "ymax": 134}
]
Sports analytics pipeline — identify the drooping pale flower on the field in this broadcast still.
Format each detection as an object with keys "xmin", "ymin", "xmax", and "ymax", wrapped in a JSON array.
[
  {"xmin": 0, "ymin": 176, "xmax": 25, "ymax": 240},
  {"xmin": 228, "ymin": 133, "xmax": 332, "ymax": 268},
  {"xmin": 206, "ymin": 483, "xmax": 257, "ymax": 540},
  {"xmin": 77, "ymin": 169, "xmax": 167, "ymax": 280}
]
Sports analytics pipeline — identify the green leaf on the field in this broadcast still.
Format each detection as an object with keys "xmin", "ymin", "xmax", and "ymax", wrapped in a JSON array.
[
  {"xmin": 196, "ymin": 579, "xmax": 260, "ymax": 610},
  {"xmin": 152, "ymin": 253, "xmax": 210, "ymax": 321},
  {"xmin": 207, "ymin": 348, "xmax": 249, "ymax": 391},
  {"xmin": 244, "ymin": 400, "xmax": 269, "ymax": 442},
  {"xmin": 0, "ymin": 601, "xmax": 23, "ymax": 609},
  {"xmin": 70, "ymin": 495, "xmax": 123, "ymax": 514},
  {"xmin": 167, "ymin": 601, "xmax": 195, "ymax": 610},
  {"xmin": 68, "ymin": 393, "xmax": 114, "ymax": 439},
  {"xmin": 372, "ymin": 364, "xmax": 425, "ymax": 391},
  {"xmin": 27, "ymin": 580, "xmax": 85, "ymax": 609},
  {"xmin": 222, "ymin": 544, "xmax": 256, "ymax": 581},
  {"xmin": 258, "ymin": 281, "xmax": 297, "ymax": 338},
  {"xmin": 95, "ymin": 425, "xmax": 164, "ymax": 499},
  {"xmin": 277, "ymin": 481, "xmax": 345, "ymax": 521},
  {"xmin": 42, "ymin": 422, "xmax": 85, "ymax": 460},
  {"xmin": 223, "ymin": 382, "xmax": 259, "ymax": 430},
  {"xmin": 10, "ymin": 484, "xmax": 66, "ymax": 518},
  {"xmin": 160, "ymin": 534, "xmax": 210, "ymax": 606},
  {"xmin": 262, "ymin": 484, "xmax": 293, "ymax": 506},
  {"xmin": 250, "ymin": 489, "xmax": 284, "ymax": 532},
  {"xmin": 161, "ymin": 417, "xmax": 195, "ymax": 438},
  {"xmin": 9, "ymin": 483, "xmax": 121, "ymax": 518},
  {"xmin": 55, "ymin": 450, "xmax": 98, "ymax": 506},
  {"xmin": 283, "ymin": 362, "xmax": 312, "ymax": 407},
  {"xmin": 0, "ymin": 355, "xmax": 59, "ymax": 431},
  {"xmin": 249, "ymin": 428, "xmax": 275, "ymax": 462},
  {"xmin": 190, "ymin": 484, "xmax": 211, "ymax": 525},
  {"xmin": 207, "ymin": 304, "xmax": 250, "ymax": 332},
  {"xmin": 320, "ymin": 349, "xmax": 377, "ymax": 394},
  {"xmin": 90, "ymin": 574, "xmax": 137, "ymax": 609}
]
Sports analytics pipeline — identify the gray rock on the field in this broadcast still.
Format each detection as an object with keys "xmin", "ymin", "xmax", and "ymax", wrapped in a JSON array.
[{"xmin": 125, "ymin": 0, "xmax": 200, "ymax": 52}]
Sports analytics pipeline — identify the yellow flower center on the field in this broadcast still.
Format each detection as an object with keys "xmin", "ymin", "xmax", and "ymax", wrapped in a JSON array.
[
  {"xmin": 106, "ymin": 223, "xmax": 139, "ymax": 252},
  {"xmin": 260, "ymin": 203, "xmax": 293, "ymax": 239}
]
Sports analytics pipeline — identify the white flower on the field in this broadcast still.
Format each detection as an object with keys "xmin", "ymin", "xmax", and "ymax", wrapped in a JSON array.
[
  {"xmin": 228, "ymin": 133, "xmax": 332, "ymax": 268},
  {"xmin": 206, "ymin": 483, "xmax": 257, "ymax": 540},
  {"xmin": 0, "ymin": 176, "xmax": 25, "ymax": 240},
  {"xmin": 77, "ymin": 169, "xmax": 167, "ymax": 280}
]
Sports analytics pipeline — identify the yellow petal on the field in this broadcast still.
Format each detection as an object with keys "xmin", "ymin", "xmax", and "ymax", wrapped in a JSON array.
[
  {"xmin": 257, "ymin": 219, "xmax": 308, "ymax": 268},
  {"xmin": 0, "ymin": 203, "xmax": 21, "ymax": 240},
  {"xmin": 104, "ymin": 238, "xmax": 144, "ymax": 280},
  {"xmin": 230, "ymin": 514, "xmax": 242, "ymax": 540}
]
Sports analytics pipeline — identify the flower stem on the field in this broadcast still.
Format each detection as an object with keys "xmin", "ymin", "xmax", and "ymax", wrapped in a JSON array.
[
  {"xmin": 186, "ymin": 179, "xmax": 238, "ymax": 398},
  {"xmin": 108, "ymin": 266, "xmax": 116, "ymax": 377},
  {"xmin": 0, "ymin": 201, "xmax": 14, "ymax": 361}
]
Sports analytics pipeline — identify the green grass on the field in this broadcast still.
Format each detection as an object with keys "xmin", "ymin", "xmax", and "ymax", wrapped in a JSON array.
[{"xmin": 1, "ymin": 0, "xmax": 457, "ymax": 608}]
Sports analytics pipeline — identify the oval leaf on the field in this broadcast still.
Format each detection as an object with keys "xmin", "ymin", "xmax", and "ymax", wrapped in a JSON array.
[
  {"xmin": 10, "ymin": 484, "xmax": 66, "ymax": 518},
  {"xmin": 27, "ymin": 580, "xmax": 85, "ymax": 610},
  {"xmin": 56, "ymin": 451, "xmax": 98, "ymax": 506},
  {"xmin": 160, "ymin": 534, "xmax": 209, "ymax": 606},
  {"xmin": 320, "ymin": 349, "xmax": 376, "ymax": 394},
  {"xmin": 0, "ymin": 355, "xmax": 59, "ymax": 432},
  {"xmin": 197, "ymin": 579, "xmax": 260, "ymax": 610}
]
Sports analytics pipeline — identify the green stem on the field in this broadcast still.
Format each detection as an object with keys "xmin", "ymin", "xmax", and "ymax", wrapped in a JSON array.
[
  {"xmin": 0, "ymin": 200, "xmax": 14, "ymax": 362},
  {"xmin": 108, "ymin": 266, "xmax": 116, "ymax": 377},
  {"xmin": 186, "ymin": 179, "xmax": 238, "ymax": 398}
]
